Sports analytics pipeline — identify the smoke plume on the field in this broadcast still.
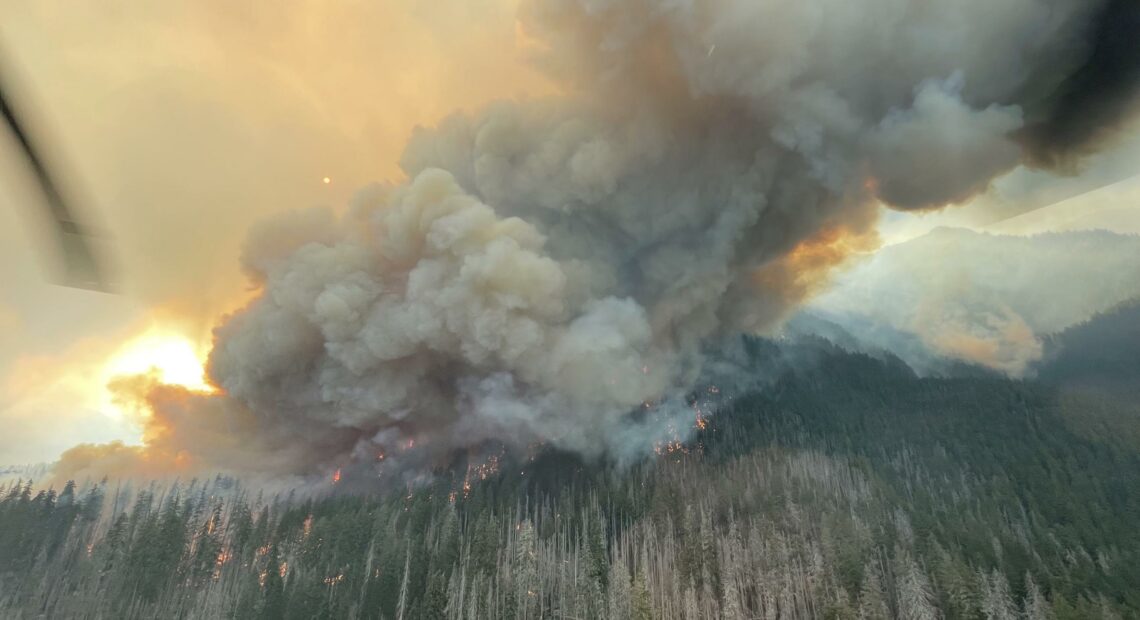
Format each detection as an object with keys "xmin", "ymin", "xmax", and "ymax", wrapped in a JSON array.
[{"xmin": 57, "ymin": 0, "xmax": 1140, "ymax": 480}]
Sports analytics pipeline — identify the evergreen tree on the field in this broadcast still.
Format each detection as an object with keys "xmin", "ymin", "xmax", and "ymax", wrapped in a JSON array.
[
  {"xmin": 631, "ymin": 567, "xmax": 653, "ymax": 620},
  {"xmin": 979, "ymin": 569, "xmax": 1018, "ymax": 620},
  {"xmin": 1022, "ymin": 573, "xmax": 1051, "ymax": 620},
  {"xmin": 608, "ymin": 554, "xmax": 631, "ymax": 620},
  {"xmin": 893, "ymin": 548, "xmax": 938, "ymax": 620},
  {"xmin": 260, "ymin": 545, "xmax": 286, "ymax": 620},
  {"xmin": 858, "ymin": 560, "xmax": 890, "ymax": 620}
]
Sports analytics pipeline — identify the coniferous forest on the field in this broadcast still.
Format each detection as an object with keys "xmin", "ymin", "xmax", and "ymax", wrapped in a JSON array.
[{"xmin": 2, "ymin": 308, "xmax": 1139, "ymax": 619}]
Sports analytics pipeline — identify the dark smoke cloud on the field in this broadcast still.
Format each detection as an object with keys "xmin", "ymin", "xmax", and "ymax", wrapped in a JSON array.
[
  {"xmin": 1016, "ymin": 0, "xmax": 1140, "ymax": 168},
  {"xmin": 57, "ymin": 0, "xmax": 1140, "ymax": 481}
]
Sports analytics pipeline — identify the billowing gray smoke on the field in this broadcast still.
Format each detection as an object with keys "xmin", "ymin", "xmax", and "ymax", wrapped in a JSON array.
[{"xmin": 62, "ymin": 0, "xmax": 1140, "ymax": 479}]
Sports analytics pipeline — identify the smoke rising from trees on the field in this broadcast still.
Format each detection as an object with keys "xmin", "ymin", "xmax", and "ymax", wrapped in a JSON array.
[{"xmin": 57, "ymin": 0, "xmax": 1140, "ymax": 479}]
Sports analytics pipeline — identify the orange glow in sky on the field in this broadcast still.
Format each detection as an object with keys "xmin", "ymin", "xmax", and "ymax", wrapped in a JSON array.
[{"xmin": 99, "ymin": 328, "xmax": 214, "ymax": 416}]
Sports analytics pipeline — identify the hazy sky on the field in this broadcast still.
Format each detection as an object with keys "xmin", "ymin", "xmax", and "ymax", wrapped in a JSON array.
[
  {"xmin": 1, "ymin": 1, "xmax": 1137, "ymax": 465},
  {"xmin": 0, "ymin": 0, "xmax": 551, "ymax": 463},
  {"xmin": 876, "ymin": 128, "xmax": 1140, "ymax": 244}
]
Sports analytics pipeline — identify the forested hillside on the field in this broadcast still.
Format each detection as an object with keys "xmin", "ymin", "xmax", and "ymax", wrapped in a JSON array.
[
  {"xmin": 1, "ymin": 330, "xmax": 1138, "ymax": 619},
  {"xmin": 1037, "ymin": 299, "xmax": 1140, "ymax": 387}
]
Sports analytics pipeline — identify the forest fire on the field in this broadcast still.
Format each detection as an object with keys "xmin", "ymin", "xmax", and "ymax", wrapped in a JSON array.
[
  {"xmin": 653, "ymin": 440, "xmax": 689, "ymax": 457},
  {"xmin": 257, "ymin": 561, "xmax": 288, "ymax": 588},
  {"xmin": 2, "ymin": 0, "xmax": 1139, "ymax": 615},
  {"xmin": 27, "ymin": 0, "xmax": 1140, "ymax": 501},
  {"xmin": 452, "ymin": 450, "xmax": 505, "ymax": 500},
  {"xmin": 471, "ymin": 454, "xmax": 502, "ymax": 481}
]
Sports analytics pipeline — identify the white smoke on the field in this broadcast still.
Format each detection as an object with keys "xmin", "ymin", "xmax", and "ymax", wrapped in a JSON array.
[{"xmin": 211, "ymin": 170, "xmax": 676, "ymax": 465}]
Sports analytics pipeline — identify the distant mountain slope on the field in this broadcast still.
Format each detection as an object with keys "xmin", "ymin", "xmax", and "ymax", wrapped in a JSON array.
[
  {"xmin": 1031, "ymin": 299, "xmax": 1140, "ymax": 450},
  {"xmin": 1036, "ymin": 298, "xmax": 1140, "ymax": 386},
  {"xmin": 805, "ymin": 227, "xmax": 1140, "ymax": 375},
  {"xmin": 783, "ymin": 310, "xmax": 1004, "ymax": 378}
]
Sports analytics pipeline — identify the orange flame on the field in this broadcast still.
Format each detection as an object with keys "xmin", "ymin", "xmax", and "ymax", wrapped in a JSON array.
[{"xmin": 751, "ymin": 223, "xmax": 879, "ymax": 324}]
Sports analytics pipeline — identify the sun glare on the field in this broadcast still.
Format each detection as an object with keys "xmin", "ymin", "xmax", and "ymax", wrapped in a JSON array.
[{"xmin": 102, "ymin": 330, "xmax": 213, "ymax": 393}]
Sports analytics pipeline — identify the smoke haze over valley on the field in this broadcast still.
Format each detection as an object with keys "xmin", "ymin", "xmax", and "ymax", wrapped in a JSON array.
[{"xmin": 803, "ymin": 227, "xmax": 1140, "ymax": 376}]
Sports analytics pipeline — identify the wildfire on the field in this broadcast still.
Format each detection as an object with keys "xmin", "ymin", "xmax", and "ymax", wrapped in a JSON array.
[
  {"xmin": 257, "ymin": 561, "xmax": 289, "ymax": 587},
  {"xmin": 332, "ymin": 468, "xmax": 341, "ymax": 484},
  {"xmin": 473, "ymin": 454, "xmax": 501, "ymax": 481},
  {"xmin": 212, "ymin": 548, "xmax": 233, "ymax": 581},
  {"xmin": 451, "ymin": 450, "xmax": 506, "ymax": 500},
  {"xmin": 692, "ymin": 400, "xmax": 709, "ymax": 431},
  {"xmin": 654, "ymin": 440, "xmax": 689, "ymax": 456}
]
